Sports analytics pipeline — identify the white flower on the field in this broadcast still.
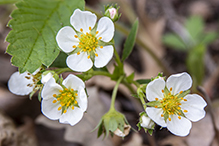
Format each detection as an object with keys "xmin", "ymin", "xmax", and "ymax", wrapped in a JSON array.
[
  {"xmin": 8, "ymin": 68, "xmax": 41, "ymax": 95},
  {"xmin": 56, "ymin": 9, "xmax": 115, "ymax": 72},
  {"xmin": 145, "ymin": 72, "xmax": 207, "ymax": 136},
  {"xmin": 41, "ymin": 74, "xmax": 87, "ymax": 126},
  {"xmin": 140, "ymin": 115, "xmax": 154, "ymax": 129}
]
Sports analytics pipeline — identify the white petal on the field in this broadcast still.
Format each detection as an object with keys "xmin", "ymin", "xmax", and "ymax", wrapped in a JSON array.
[
  {"xmin": 94, "ymin": 45, "xmax": 113, "ymax": 68},
  {"xmin": 96, "ymin": 17, "xmax": 114, "ymax": 42},
  {"xmin": 167, "ymin": 114, "xmax": 192, "ymax": 136},
  {"xmin": 8, "ymin": 71, "xmax": 34, "ymax": 95},
  {"xmin": 70, "ymin": 9, "xmax": 97, "ymax": 33},
  {"xmin": 41, "ymin": 72, "xmax": 53, "ymax": 84},
  {"xmin": 166, "ymin": 72, "xmax": 192, "ymax": 95},
  {"xmin": 41, "ymin": 78, "xmax": 63, "ymax": 100},
  {"xmin": 62, "ymin": 74, "xmax": 85, "ymax": 90},
  {"xmin": 66, "ymin": 53, "xmax": 93, "ymax": 72},
  {"xmin": 181, "ymin": 94, "xmax": 207, "ymax": 122},
  {"xmin": 77, "ymin": 88, "xmax": 88, "ymax": 112},
  {"xmin": 41, "ymin": 98, "xmax": 62, "ymax": 120},
  {"xmin": 146, "ymin": 107, "xmax": 167, "ymax": 127},
  {"xmin": 56, "ymin": 26, "xmax": 79, "ymax": 53},
  {"xmin": 59, "ymin": 107, "xmax": 84, "ymax": 126},
  {"xmin": 146, "ymin": 78, "xmax": 165, "ymax": 101}
]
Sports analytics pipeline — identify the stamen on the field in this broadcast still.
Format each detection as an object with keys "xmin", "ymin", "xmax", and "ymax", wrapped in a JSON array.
[
  {"xmin": 65, "ymin": 88, "xmax": 68, "ymax": 91},
  {"xmin": 74, "ymin": 101, "xmax": 77, "ymax": 104},
  {"xmin": 170, "ymin": 87, "xmax": 172, "ymax": 91},
  {"xmin": 75, "ymin": 93, "xmax": 78, "ymax": 96},
  {"xmin": 95, "ymin": 53, "xmax": 98, "ymax": 57},
  {"xmin": 180, "ymin": 91, "xmax": 183, "ymax": 94},
  {"xmin": 161, "ymin": 114, "xmax": 164, "ymax": 117},
  {"xmin": 96, "ymin": 31, "xmax": 99, "ymax": 34},
  {"xmin": 77, "ymin": 52, "xmax": 80, "ymax": 55},
  {"xmin": 155, "ymin": 98, "xmax": 158, "ymax": 101},
  {"xmin": 178, "ymin": 116, "xmax": 181, "ymax": 119},
  {"xmin": 58, "ymin": 107, "xmax": 62, "ymax": 111},
  {"xmin": 53, "ymin": 94, "xmax": 57, "ymax": 97},
  {"xmin": 89, "ymin": 27, "xmax": 91, "ymax": 31},
  {"xmin": 72, "ymin": 106, "xmax": 74, "ymax": 110},
  {"xmin": 64, "ymin": 110, "xmax": 67, "ymax": 113},
  {"xmin": 87, "ymin": 55, "xmax": 90, "ymax": 59},
  {"xmin": 71, "ymin": 89, "xmax": 74, "ymax": 91},
  {"xmin": 177, "ymin": 107, "xmax": 181, "ymax": 110},
  {"xmin": 155, "ymin": 106, "xmax": 158, "ymax": 108},
  {"xmin": 162, "ymin": 89, "xmax": 164, "ymax": 93},
  {"xmin": 168, "ymin": 117, "xmax": 171, "ymax": 121},
  {"xmin": 100, "ymin": 46, "xmax": 103, "ymax": 49},
  {"xmin": 59, "ymin": 90, "xmax": 63, "ymax": 92},
  {"xmin": 74, "ymin": 35, "xmax": 78, "ymax": 38},
  {"xmin": 184, "ymin": 110, "xmax": 188, "ymax": 113},
  {"xmin": 184, "ymin": 99, "xmax": 187, "ymax": 101},
  {"xmin": 80, "ymin": 28, "xmax": 83, "ymax": 32},
  {"xmin": 73, "ymin": 45, "xmax": 76, "ymax": 48},
  {"xmin": 25, "ymin": 76, "xmax": 31, "ymax": 79},
  {"xmin": 168, "ymin": 92, "xmax": 171, "ymax": 95},
  {"xmin": 98, "ymin": 37, "xmax": 102, "ymax": 40},
  {"xmin": 53, "ymin": 100, "xmax": 57, "ymax": 103}
]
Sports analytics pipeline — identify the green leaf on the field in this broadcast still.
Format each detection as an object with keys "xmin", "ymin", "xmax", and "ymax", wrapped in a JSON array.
[
  {"xmin": 136, "ymin": 79, "xmax": 151, "ymax": 84},
  {"xmin": 186, "ymin": 44, "xmax": 206, "ymax": 86},
  {"xmin": 162, "ymin": 33, "xmax": 187, "ymax": 51},
  {"xmin": 0, "ymin": 0, "xmax": 21, "ymax": 4},
  {"xmin": 201, "ymin": 32, "xmax": 218, "ymax": 45},
  {"xmin": 50, "ymin": 51, "xmax": 68, "ymax": 68},
  {"xmin": 6, "ymin": 0, "xmax": 85, "ymax": 73},
  {"xmin": 121, "ymin": 19, "xmax": 139, "ymax": 62},
  {"xmin": 185, "ymin": 16, "xmax": 204, "ymax": 40}
]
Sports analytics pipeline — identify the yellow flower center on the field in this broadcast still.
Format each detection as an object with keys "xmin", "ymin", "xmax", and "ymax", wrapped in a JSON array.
[
  {"xmin": 156, "ymin": 87, "xmax": 187, "ymax": 121},
  {"xmin": 73, "ymin": 27, "xmax": 103, "ymax": 59},
  {"xmin": 53, "ymin": 88, "xmax": 79, "ymax": 114}
]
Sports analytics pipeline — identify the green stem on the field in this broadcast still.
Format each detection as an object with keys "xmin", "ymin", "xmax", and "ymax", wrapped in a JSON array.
[
  {"xmin": 92, "ymin": 71, "xmax": 113, "ymax": 78},
  {"xmin": 139, "ymin": 93, "xmax": 147, "ymax": 110},
  {"xmin": 113, "ymin": 46, "xmax": 123, "ymax": 67},
  {"xmin": 54, "ymin": 68, "xmax": 72, "ymax": 75},
  {"xmin": 110, "ymin": 76, "xmax": 125, "ymax": 110}
]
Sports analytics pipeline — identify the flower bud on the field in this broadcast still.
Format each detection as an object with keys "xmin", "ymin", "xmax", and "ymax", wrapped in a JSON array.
[
  {"xmin": 104, "ymin": 5, "xmax": 121, "ymax": 22},
  {"xmin": 137, "ymin": 112, "xmax": 154, "ymax": 135},
  {"xmin": 140, "ymin": 115, "xmax": 154, "ymax": 129}
]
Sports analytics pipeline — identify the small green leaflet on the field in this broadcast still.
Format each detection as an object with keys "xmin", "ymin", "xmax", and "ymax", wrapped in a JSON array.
[
  {"xmin": 121, "ymin": 19, "xmax": 139, "ymax": 62},
  {"xmin": 6, "ymin": 0, "xmax": 85, "ymax": 73}
]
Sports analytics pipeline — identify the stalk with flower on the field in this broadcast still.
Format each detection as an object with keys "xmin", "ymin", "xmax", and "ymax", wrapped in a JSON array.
[{"xmin": 5, "ymin": 0, "xmax": 209, "ymax": 142}]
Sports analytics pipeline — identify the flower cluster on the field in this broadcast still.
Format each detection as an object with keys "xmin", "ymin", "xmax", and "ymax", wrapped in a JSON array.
[{"xmin": 7, "ymin": 7, "xmax": 208, "ymax": 138}]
